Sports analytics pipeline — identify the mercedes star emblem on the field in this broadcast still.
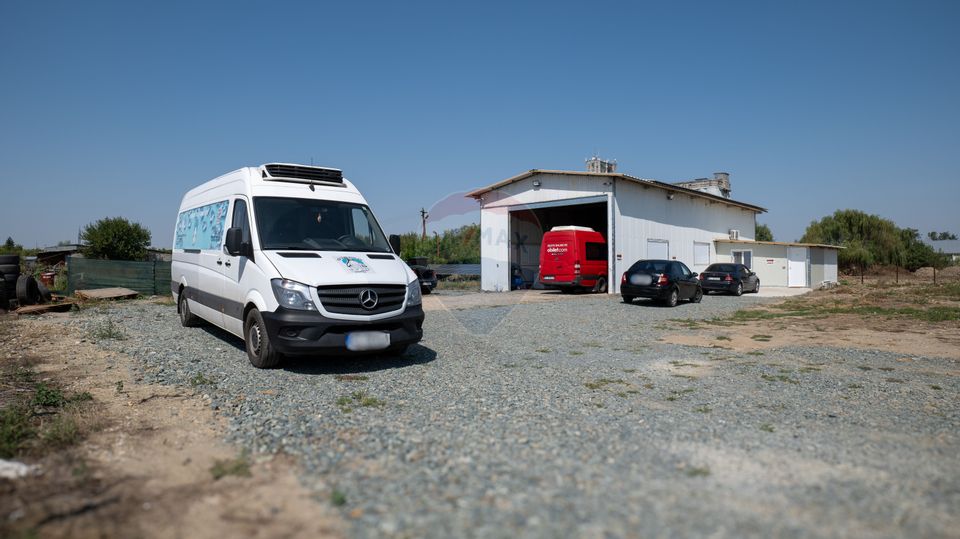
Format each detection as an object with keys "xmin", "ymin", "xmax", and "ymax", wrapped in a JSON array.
[{"xmin": 359, "ymin": 289, "xmax": 379, "ymax": 310}]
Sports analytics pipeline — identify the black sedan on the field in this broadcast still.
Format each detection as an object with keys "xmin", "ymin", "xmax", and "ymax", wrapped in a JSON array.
[
  {"xmin": 621, "ymin": 259, "xmax": 702, "ymax": 307},
  {"xmin": 699, "ymin": 263, "xmax": 759, "ymax": 296},
  {"xmin": 406, "ymin": 258, "xmax": 438, "ymax": 295}
]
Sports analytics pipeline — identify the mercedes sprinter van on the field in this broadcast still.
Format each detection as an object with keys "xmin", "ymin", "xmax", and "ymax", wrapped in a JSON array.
[
  {"xmin": 538, "ymin": 226, "xmax": 608, "ymax": 293},
  {"xmin": 172, "ymin": 163, "xmax": 424, "ymax": 368}
]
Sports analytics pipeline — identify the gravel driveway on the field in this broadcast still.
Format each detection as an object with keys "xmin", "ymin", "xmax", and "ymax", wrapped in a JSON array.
[{"xmin": 67, "ymin": 293, "xmax": 959, "ymax": 538}]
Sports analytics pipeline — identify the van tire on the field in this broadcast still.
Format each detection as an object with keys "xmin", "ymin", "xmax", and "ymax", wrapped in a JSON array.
[
  {"xmin": 594, "ymin": 277, "xmax": 607, "ymax": 294},
  {"xmin": 178, "ymin": 293, "xmax": 201, "ymax": 327},
  {"xmin": 245, "ymin": 309, "xmax": 283, "ymax": 369}
]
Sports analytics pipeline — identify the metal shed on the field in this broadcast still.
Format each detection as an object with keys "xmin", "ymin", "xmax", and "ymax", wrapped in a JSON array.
[
  {"xmin": 714, "ymin": 239, "xmax": 841, "ymax": 288},
  {"xmin": 467, "ymin": 167, "xmax": 767, "ymax": 293}
]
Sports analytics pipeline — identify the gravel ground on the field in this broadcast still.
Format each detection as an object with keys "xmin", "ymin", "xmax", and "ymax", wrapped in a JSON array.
[{"xmin": 63, "ymin": 293, "xmax": 959, "ymax": 538}]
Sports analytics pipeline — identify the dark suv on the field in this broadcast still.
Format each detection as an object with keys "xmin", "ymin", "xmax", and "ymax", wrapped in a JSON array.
[{"xmin": 621, "ymin": 259, "xmax": 702, "ymax": 307}]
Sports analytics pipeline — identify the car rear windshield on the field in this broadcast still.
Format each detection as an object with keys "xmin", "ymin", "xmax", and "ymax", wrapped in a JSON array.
[
  {"xmin": 706, "ymin": 264, "xmax": 736, "ymax": 273},
  {"xmin": 629, "ymin": 260, "xmax": 670, "ymax": 273},
  {"xmin": 253, "ymin": 197, "xmax": 392, "ymax": 252}
]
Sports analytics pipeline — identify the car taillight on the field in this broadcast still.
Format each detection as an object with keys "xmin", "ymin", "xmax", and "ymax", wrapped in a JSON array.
[
  {"xmin": 724, "ymin": 274, "xmax": 733, "ymax": 282},
  {"xmin": 621, "ymin": 272, "xmax": 627, "ymax": 284},
  {"xmin": 657, "ymin": 274, "xmax": 669, "ymax": 285}
]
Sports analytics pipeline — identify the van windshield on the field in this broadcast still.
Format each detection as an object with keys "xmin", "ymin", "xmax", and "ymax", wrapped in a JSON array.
[{"xmin": 253, "ymin": 197, "xmax": 392, "ymax": 252}]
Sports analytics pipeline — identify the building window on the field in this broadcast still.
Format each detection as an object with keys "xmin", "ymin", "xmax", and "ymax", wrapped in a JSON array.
[
  {"xmin": 732, "ymin": 250, "xmax": 753, "ymax": 269},
  {"xmin": 693, "ymin": 242, "xmax": 710, "ymax": 266}
]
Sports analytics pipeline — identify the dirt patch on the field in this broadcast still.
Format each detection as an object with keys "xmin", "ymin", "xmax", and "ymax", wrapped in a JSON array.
[
  {"xmin": 1, "ymin": 312, "xmax": 343, "ymax": 538},
  {"xmin": 662, "ymin": 281, "xmax": 960, "ymax": 361}
]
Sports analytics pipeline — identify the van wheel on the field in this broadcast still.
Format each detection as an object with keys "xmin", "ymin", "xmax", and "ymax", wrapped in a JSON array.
[
  {"xmin": 178, "ymin": 293, "xmax": 201, "ymax": 327},
  {"xmin": 245, "ymin": 309, "xmax": 283, "ymax": 369},
  {"xmin": 664, "ymin": 288, "xmax": 679, "ymax": 307},
  {"xmin": 594, "ymin": 277, "xmax": 608, "ymax": 294}
]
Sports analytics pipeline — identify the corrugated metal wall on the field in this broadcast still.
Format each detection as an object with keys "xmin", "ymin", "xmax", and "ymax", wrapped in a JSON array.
[{"xmin": 67, "ymin": 256, "xmax": 173, "ymax": 296}]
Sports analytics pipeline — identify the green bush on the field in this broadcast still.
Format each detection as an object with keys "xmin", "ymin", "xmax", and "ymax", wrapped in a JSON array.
[{"xmin": 81, "ymin": 217, "xmax": 152, "ymax": 261}]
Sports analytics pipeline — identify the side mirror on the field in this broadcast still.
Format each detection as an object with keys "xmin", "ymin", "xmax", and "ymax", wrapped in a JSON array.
[
  {"xmin": 691, "ymin": 272, "xmax": 698, "ymax": 278},
  {"xmin": 225, "ymin": 228, "xmax": 243, "ymax": 256},
  {"xmin": 389, "ymin": 234, "xmax": 401, "ymax": 255}
]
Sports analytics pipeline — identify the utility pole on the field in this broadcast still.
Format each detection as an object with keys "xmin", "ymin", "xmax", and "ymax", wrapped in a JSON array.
[
  {"xmin": 420, "ymin": 208, "xmax": 429, "ymax": 240},
  {"xmin": 434, "ymin": 231, "xmax": 440, "ymax": 260}
]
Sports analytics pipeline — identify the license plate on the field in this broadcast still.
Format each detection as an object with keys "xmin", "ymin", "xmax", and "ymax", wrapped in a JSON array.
[
  {"xmin": 630, "ymin": 274, "xmax": 652, "ymax": 286},
  {"xmin": 543, "ymin": 276, "xmax": 555, "ymax": 280},
  {"xmin": 345, "ymin": 331, "xmax": 391, "ymax": 352},
  {"xmin": 708, "ymin": 277, "xmax": 721, "ymax": 281}
]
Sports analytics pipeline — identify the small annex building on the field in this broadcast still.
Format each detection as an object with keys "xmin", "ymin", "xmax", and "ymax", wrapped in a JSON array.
[{"xmin": 467, "ymin": 159, "xmax": 840, "ymax": 293}]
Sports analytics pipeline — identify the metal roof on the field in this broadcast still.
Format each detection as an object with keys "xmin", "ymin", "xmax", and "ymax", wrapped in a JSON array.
[
  {"xmin": 465, "ymin": 169, "xmax": 767, "ymax": 213},
  {"xmin": 715, "ymin": 239, "xmax": 844, "ymax": 250}
]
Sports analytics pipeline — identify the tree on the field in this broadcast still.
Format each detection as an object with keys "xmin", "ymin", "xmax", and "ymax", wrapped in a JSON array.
[
  {"xmin": 755, "ymin": 223, "xmax": 773, "ymax": 242},
  {"xmin": 801, "ymin": 209, "xmax": 933, "ymax": 271},
  {"xmin": 398, "ymin": 224, "xmax": 480, "ymax": 264},
  {"xmin": 928, "ymin": 231, "xmax": 958, "ymax": 241},
  {"xmin": 81, "ymin": 217, "xmax": 152, "ymax": 261}
]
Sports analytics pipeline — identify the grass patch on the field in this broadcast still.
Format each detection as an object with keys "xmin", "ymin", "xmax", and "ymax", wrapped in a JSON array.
[
  {"xmin": 0, "ymin": 404, "xmax": 34, "ymax": 458},
  {"xmin": 878, "ymin": 367, "xmax": 895, "ymax": 372},
  {"xmin": 930, "ymin": 385, "xmax": 943, "ymax": 390},
  {"xmin": 536, "ymin": 348, "xmax": 551, "ymax": 353},
  {"xmin": 210, "ymin": 455, "xmax": 251, "ymax": 480},
  {"xmin": 190, "ymin": 372, "xmax": 215, "ymax": 386},
  {"xmin": 569, "ymin": 351, "xmax": 584, "ymax": 356},
  {"xmin": 857, "ymin": 365, "xmax": 873, "ymax": 371},
  {"xmin": 330, "ymin": 489, "xmax": 348, "ymax": 506},
  {"xmin": 885, "ymin": 377, "xmax": 905, "ymax": 383},
  {"xmin": 33, "ymin": 383, "xmax": 67, "ymax": 407},
  {"xmin": 153, "ymin": 295, "xmax": 176, "ymax": 306},
  {"xmin": 798, "ymin": 366, "xmax": 822, "ymax": 373},
  {"xmin": 759, "ymin": 423, "xmax": 775, "ymax": 433},
  {"xmin": 685, "ymin": 466, "xmax": 710, "ymax": 477},
  {"xmin": 41, "ymin": 412, "xmax": 81, "ymax": 448},
  {"xmin": 715, "ymin": 335, "xmax": 731, "ymax": 341},
  {"xmin": 89, "ymin": 319, "xmax": 126, "ymax": 340},
  {"xmin": 622, "ymin": 368, "xmax": 637, "ymax": 373},
  {"xmin": 746, "ymin": 351, "xmax": 765, "ymax": 356},
  {"xmin": 693, "ymin": 405, "xmax": 711, "ymax": 413},
  {"xmin": 761, "ymin": 374, "xmax": 798, "ymax": 384},
  {"xmin": 335, "ymin": 374, "xmax": 369, "ymax": 382},
  {"xmin": 584, "ymin": 378, "xmax": 625, "ymax": 390},
  {"xmin": 671, "ymin": 373, "xmax": 697, "ymax": 379},
  {"xmin": 337, "ymin": 391, "xmax": 386, "ymax": 413},
  {"xmin": 847, "ymin": 383, "xmax": 863, "ymax": 389},
  {"xmin": 751, "ymin": 334, "xmax": 773, "ymax": 342},
  {"xmin": 669, "ymin": 360, "xmax": 698, "ymax": 367}
]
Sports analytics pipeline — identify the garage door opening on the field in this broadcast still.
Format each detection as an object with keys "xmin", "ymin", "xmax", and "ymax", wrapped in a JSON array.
[{"xmin": 508, "ymin": 200, "xmax": 608, "ymax": 289}]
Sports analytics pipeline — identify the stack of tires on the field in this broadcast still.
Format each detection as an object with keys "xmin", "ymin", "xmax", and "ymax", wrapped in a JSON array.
[{"xmin": 0, "ymin": 254, "xmax": 20, "ymax": 311}]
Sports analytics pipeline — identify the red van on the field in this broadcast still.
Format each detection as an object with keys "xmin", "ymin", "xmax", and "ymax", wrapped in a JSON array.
[{"xmin": 538, "ymin": 226, "xmax": 609, "ymax": 293}]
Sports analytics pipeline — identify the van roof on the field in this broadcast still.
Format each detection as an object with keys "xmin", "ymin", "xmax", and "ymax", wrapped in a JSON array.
[{"xmin": 549, "ymin": 226, "xmax": 595, "ymax": 232}]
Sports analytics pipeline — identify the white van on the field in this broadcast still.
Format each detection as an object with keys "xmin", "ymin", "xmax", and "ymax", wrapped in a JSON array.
[{"xmin": 171, "ymin": 163, "xmax": 424, "ymax": 368}]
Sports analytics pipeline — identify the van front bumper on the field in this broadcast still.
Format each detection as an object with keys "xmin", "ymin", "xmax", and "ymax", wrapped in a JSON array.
[{"xmin": 260, "ymin": 305, "xmax": 425, "ymax": 356}]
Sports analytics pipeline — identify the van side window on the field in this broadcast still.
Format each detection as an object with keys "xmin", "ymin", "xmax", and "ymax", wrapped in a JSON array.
[
  {"xmin": 232, "ymin": 199, "xmax": 251, "ymax": 244},
  {"xmin": 585, "ymin": 242, "xmax": 606, "ymax": 261}
]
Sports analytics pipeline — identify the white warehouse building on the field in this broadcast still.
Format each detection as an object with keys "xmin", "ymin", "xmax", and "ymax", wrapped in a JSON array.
[{"xmin": 467, "ymin": 161, "xmax": 839, "ymax": 293}]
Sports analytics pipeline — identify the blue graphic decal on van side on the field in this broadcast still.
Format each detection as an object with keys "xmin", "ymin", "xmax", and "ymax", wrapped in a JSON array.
[{"xmin": 174, "ymin": 200, "xmax": 229, "ymax": 250}]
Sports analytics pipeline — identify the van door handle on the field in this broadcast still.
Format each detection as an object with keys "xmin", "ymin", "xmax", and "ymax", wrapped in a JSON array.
[
  {"xmin": 224, "ymin": 261, "xmax": 232, "ymax": 267},
  {"xmin": 216, "ymin": 259, "xmax": 223, "ymax": 265}
]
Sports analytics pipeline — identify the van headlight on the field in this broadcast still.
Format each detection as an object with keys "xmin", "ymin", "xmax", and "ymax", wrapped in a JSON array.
[
  {"xmin": 271, "ymin": 279, "xmax": 317, "ymax": 311},
  {"xmin": 406, "ymin": 279, "xmax": 422, "ymax": 306}
]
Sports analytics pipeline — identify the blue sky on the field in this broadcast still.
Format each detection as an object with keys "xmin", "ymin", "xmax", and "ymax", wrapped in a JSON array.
[{"xmin": 1, "ymin": 0, "xmax": 957, "ymax": 248}]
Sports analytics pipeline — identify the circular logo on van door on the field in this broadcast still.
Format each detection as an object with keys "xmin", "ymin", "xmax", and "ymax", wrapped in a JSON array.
[{"xmin": 359, "ymin": 289, "xmax": 379, "ymax": 310}]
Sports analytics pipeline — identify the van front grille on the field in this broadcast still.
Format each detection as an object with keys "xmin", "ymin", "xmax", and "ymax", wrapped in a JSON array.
[
  {"xmin": 317, "ymin": 284, "xmax": 406, "ymax": 315},
  {"xmin": 264, "ymin": 164, "xmax": 343, "ymax": 184}
]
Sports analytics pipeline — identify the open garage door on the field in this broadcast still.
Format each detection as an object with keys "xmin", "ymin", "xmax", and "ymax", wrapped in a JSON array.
[{"xmin": 508, "ymin": 197, "xmax": 610, "ymax": 290}]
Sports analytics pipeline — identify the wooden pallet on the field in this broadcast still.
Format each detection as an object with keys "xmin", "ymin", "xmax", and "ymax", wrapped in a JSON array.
[{"xmin": 75, "ymin": 287, "xmax": 140, "ymax": 300}]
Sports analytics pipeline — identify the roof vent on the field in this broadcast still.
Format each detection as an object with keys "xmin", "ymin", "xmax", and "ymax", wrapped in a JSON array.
[{"xmin": 261, "ymin": 163, "xmax": 344, "ymax": 185}]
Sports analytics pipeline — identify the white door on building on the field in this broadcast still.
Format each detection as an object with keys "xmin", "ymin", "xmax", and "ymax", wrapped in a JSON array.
[
  {"xmin": 788, "ymin": 247, "xmax": 808, "ymax": 287},
  {"xmin": 647, "ymin": 239, "xmax": 669, "ymax": 260}
]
